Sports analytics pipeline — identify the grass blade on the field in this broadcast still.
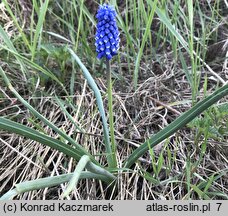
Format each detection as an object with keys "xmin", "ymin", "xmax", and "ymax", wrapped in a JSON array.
[
  {"xmin": 133, "ymin": 0, "xmax": 158, "ymax": 88},
  {"xmin": 155, "ymin": 7, "xmax": 189, "ymax": 52},
  {"xmin": 31, "ymin": 0, "xmax": 50, "ymax": 61},
  {"xmin": 0, "ymin": 25, "xmax": 27, "ymax": 79},
  {"xmin": 55, "ymin": 96, "xmax": 83, "ymax": 133},
  {"xmin": 2, "ymin": 0, "xmax": 31, "ymax": 50},
  {"xmin": 0, "ymin": 45, "xmax": 64, "ymax": 86}
]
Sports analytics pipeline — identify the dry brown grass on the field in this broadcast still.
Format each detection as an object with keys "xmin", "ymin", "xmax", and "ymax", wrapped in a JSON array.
[{"xmin": 1, "ymin": 61, "xmax": 228, "ymax": 199}]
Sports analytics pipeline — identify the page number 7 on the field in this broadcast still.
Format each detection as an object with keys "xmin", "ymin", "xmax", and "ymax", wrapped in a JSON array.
[{"xmin": 216, "ymin": 203, "xmax": 222, "ymax": 211}]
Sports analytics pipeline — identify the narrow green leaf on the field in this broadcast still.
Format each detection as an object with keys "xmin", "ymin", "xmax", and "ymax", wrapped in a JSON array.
[
  {"xmin": 2, "ymin": 0, "xmax": 31, "ymax": 50},
  {"xmin": 31, "ymin": 0, "xmax": 50, "ymax": 61},
  {"xmin": 0, "ymin": 66, "xmax": 96, "ymax": 164},
  {"xmin": 68, "ymin": 48, "xmax": 114, "ymax": 168},
  {"xmin": 55, "ymin": 96, "xmax": 83, "ymax": 133},
  {"xmin": 63, "ymin": 155, "xmax": 116, "ymax": 197},
  {"xmin": 0, "ymin": 117, "xmax": 82, "ymax": 161},
  {"xmin": 157, "ymin": 153, "xmax": 164, "ymax": 175},
  {"xmin": 191, "ymin": 184, "xmax": 210, "ymax": 200},
  {"xmin": 152, "ymin": 6, "xmax": 189, "ymax": 51},
  {"xmin": 0, "ymin": 44, "xmax": 63, "ymax": 86},
  {"xmin": 0, "ymin": 25, "xmax": 27, "ymax": 79},
  {"xmin": 124, "ymin": 84, "xmax": 228, "ymax": 168},
  {"xmin": 0, "ymin": 171, "xmax": 109, "ymax": 200},
  {"xmin": 63, "ymin": 155, "xmax": 91, "ymax": 197},
  {"xmin": 202, "ymin": 174, "xmax": 215, "ymax": 198},
  {"xmin": 133, "ymin": 0, "xmax": 158, "ymax": 88}
]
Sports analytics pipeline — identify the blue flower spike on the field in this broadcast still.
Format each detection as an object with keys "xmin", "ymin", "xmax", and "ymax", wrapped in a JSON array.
[{"xmin": 95, "ymin": 4, "xmax": 120, "ymax": 60}]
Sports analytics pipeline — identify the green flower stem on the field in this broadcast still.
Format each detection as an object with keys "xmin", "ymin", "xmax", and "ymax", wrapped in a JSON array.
[
  {"xmin": 106, "ymin": 59, "xmax": 118, "ymax": 168},
  {"xmin": 0, "ymin": 171, "xmax": 113, "ymax": 200},
  {"xmin": 124, "ymin": 84, "xmax": 228, "ymax": 168}
]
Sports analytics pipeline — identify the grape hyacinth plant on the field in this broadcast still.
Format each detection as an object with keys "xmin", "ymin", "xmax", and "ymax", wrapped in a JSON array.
[
  {"xmin": 95, "ymin": 4, "xmax": 120, "ymax": 168},
  {"xmin": 1, "ymin": 0, "xmax": 228, "ymax": 200}
]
